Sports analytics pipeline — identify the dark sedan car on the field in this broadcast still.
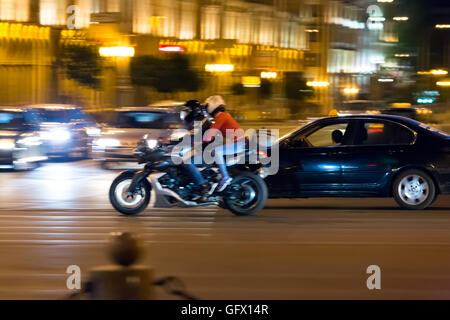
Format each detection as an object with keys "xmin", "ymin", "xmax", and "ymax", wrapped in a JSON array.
[
  {"xmin": 27, "ymin": 104, "xmax": 100, "ymax": 159},
  {"xmin": 265, "ymin": 115, "xmax": 450, "ymax": 209}
]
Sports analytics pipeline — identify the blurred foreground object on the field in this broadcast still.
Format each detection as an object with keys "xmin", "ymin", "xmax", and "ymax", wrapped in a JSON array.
[
  {"xmin": 68, "ymin": 231, "xmax": 197, "ymax": 300},
  {"xmin": 90, "ymin": 232, "xmax": 153, "ymax": 300}
]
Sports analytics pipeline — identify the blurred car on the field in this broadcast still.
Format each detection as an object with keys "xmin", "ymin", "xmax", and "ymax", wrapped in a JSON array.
[
  {"xmin": 92, "ymin": 102, "xmax": 186, "ymax": 169},
  {"xmin": 266, "ymin": 114, "xmax": 450, "ymax": 210},
  {"xmin": 381, "ymin": 103, "xmax": 433, "ymax": 121},
  {"xmin": 27, "ymin": 104, "xmax": 100, "ymax": 159},
  {"xmin": 0, "ymin": 106, "xmax": 47, "ymax": 170},
  {"xmin": 328, "ymin": 100, "xmax": 382, "ymax": 116}
]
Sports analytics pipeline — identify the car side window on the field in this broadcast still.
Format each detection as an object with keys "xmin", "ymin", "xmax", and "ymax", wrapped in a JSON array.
[
  {"xmin": 355, "ymin": 121, "xmax": 415, "ymax": 145},
  {"xmin": 304, "ymin": 122, "xmax": 350, "ymax": 147}
]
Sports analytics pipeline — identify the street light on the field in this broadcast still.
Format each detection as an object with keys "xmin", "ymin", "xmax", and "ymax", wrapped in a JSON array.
[
  {"xmin": 436, "ymin": 24, "xmax": 450, "ymax": 29},
  {"xmin": 343, "ymin": 88, "xmax": 359, "ymax": 95},
  {"xmin": 417, "ymin": 69, "xmax": 448, "ymax": 76},
  {"xmin": 436, "ymin": 80, "xmax": 450, "ymax": 87},
  {"xmin": 393, "ymin": 17, "xmax": 409, "ymax": 21},
  {"xmin": 261, "ymin": 72, "xmax": 277, "ymax": 79},
  {"xmin": 377, "ymin": 0, "xmax": 393, "ymax": 2},
  {"xmin": 205, "ymin": 64, "xmax": 234, "ymax": 72},
  {"xmin": 307, "ymin": 81, "xmax": 329, "ymax": 88},
  {"xmin": 99, "ymin": 47, "xmax": 135, "ymax": 57},
  {"xmin": 431, "ymin": 69, "xmax": 448, "ymax": 75}
]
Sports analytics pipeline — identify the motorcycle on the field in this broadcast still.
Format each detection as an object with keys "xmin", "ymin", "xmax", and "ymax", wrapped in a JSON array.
[{"xmin": 108, "ymin": 102, "xmax": 269, "ymax": 216}]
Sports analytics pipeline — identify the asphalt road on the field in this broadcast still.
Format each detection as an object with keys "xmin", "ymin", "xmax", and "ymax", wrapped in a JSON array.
[{"xmin": 0, "ymin": 160, "xmax": 450, "ymax": 300}]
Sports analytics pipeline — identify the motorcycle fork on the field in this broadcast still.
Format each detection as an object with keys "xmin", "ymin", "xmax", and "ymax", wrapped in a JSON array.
[{"xmin": 128, "ymin": 168, "xmax": 151, "ymax": 193}]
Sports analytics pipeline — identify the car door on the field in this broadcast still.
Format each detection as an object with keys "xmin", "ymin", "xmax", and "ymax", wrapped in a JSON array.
[
  {"xmin": 340, "ymin": 119, "xmax": 417, "ymax": 193},
  {"xmin": 277, "ymin": 119, "xmax": 356, "ymax": 196}
]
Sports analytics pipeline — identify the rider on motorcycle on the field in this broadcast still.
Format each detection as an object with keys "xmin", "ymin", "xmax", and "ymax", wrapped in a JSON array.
[{"xmin": 203, "ymin": 95, "xmax": 246, "ymax": 192}]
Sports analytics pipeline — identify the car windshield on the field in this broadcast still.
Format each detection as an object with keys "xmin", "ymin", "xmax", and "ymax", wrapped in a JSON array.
[
  {"xmin": 36, "ymin": 108, "xmax": 85, "ymax": 123},
  {"xmin": 0, "ymin": 111, "xmax": 25, "ymax": 130},
  {"xmin": 112, "ymin": 111, "xmax": 183, "ymax": 129}
]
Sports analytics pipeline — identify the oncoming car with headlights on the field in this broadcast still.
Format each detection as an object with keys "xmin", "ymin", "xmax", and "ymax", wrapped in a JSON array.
[
  {"xmin": 92, "ymin": 102, "xmax": 186, "ymax": 169},
  {"xmin": 0, "ymin": 106, "xmax": 47, "ymax": 170},
  {"xmin": 27, "ymin": 104, "xmax": 100, "ymax": 159}
]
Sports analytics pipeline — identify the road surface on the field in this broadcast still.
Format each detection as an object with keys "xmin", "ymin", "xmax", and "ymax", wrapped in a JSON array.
[{"xmin": 0, "ymin": 160, "xmax": 450, "ymax": 299}]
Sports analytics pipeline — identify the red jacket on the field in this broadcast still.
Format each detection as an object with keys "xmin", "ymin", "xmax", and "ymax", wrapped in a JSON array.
[{"xmin": 204, "ymin": 112, "xmax": 243, "ymax": 142}]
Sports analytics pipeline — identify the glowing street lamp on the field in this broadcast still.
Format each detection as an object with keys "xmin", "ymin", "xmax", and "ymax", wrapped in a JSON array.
[
  {"xmin": 99, "ymin": 46, "xmax": 135, "ymax": 57},
  {"xmin": 307, "ymin": 81, "xmax": 329, "ymax": 88},
  {"xmin": 205, "ymin": 64, "xmax": 234, "ymax": 73},
  {"xmin": 436, "ymin": 24, "xmax": 450, "ymax": 29},
  {"xmin": 417, "ymin": 69, "xmax": 448, "ymax": 76},
  {"xmin": 378, "ymin": 78, "xmax": 394, "ymax": 83},
  {"xmin": 393, "ymin": 16, "xmax": 409, "ymax": 21},
  {"xmin": 436, "ymin": 80, "xmax": 450, "ymax": 87},
  {"xmin": 377, "ymin": 0, "xmax": 393, "ymax": 2},
  {"xmin": 343, "ymin": 88, "xmax": 359, "ymax": 95},
  {"xmin": 431, "ymin": 69, "xmax": 448, "ymax": 76},
  {"xmin": 261, "ymin": 72, "xmax": 277, "ymax": 79}
]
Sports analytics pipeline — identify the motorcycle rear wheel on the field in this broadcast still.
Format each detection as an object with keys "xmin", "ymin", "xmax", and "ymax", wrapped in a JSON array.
[{"xmin": 109, "ymin": 171, "xmax": 151, "ymax": 216}]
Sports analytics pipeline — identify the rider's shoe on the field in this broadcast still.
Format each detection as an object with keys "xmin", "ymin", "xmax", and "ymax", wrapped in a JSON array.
[{"xmin": 217, "ymin": 176, "xmax": 233, "ymax": 192}]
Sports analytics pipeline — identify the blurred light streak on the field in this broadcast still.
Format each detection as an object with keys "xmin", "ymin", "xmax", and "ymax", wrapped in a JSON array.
[
  {"xmin": 99, "ymin": 47, "xmax": 135, "ymax": 57},
  {"xmin": 260, "ymin": 72, "xmax": 277, "ymax": 79},
  {"xmin": 205, "ymin": 64, "xmax": 234, "ymax": 72},
  {"xmin": 343, "ymin": 88, "xmax": 359, "ymax": 95},
  {"xmin": 159, "ymin": 45, "xmax": 185, "ymax": 52},
  {"xmin": 378, "ymin": 78, "xmax": 394, "ymax": 82},
  {"xmin": 307, "ymin": 81, "xmax": 329, "ymax": 88},
  {"xmin": 436, "ymin": 81, "xmax": 450, "ymax": 87},
  {"xmin": 393, "ymin": 17, "xmax": 409, "ymax": 21}
]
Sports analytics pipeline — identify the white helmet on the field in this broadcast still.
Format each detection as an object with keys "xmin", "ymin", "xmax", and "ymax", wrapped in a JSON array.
[{"xmin": 205, "ymin": 95, "xmax": 225, "ymax": 115}]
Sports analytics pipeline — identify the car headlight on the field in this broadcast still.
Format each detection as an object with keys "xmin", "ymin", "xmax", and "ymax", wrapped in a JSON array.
[
  {"xmin": 16, "ymin": 136, "xmax": 42, "ymax": 146},
  {"xmin": 146, "ymin": 139, "xmax": 158, "ymax": 149},
  {"xmin": 180, "ymin": 110, "xmax": 187, "ymax": 121},
  {"xmin": 0, "ymin": 139, "xmax": 15, "ymax": 150},
  {"xmin": 86, "ymin": 127, "xmax": 101, "ymax": 136},
  {"xmin": 41, "ymin": 129, "xmax": 71, "ymax": 141},
  {"xmin": 94, "ymin": 138, "xmax": 121, "ymax": 148}
]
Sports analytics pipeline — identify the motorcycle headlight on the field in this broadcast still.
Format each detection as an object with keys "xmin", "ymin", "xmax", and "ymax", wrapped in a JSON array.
[
  {"xmin": 94, "ymin": 138, "xmax": 121, "ymax": 148},
  {"xmin": 180, "ymin": 110, "xmax": 187, "ymax": 121},
  {"xmin": 146, "ymin": 139, "xmax": 158, "ymax": 149}
]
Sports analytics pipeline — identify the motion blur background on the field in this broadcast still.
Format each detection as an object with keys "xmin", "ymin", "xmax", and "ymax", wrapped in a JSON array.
[{"xmin": 0, "ymin": 0, "xmax": 449, "ymax": 122}]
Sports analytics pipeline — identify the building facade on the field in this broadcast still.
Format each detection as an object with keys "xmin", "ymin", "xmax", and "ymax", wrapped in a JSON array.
[{"xmin": 0, "ymin": 0, "xmax": 401, "ymax": 117}]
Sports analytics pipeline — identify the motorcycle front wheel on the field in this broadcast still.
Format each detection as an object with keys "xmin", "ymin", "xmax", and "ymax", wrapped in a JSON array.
[
  {"xmin": 109, "ymin": 171, "xmax": 151, "ymax": 216},
  {"xmin": 223, "ymin": 172, "xmax": 268, "ymax": 216}
]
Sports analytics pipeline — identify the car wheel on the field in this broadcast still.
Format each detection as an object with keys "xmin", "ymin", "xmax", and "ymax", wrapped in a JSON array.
[{"xmin": 393, "ymin": 169, "xmax": 436, "ymax": 210}]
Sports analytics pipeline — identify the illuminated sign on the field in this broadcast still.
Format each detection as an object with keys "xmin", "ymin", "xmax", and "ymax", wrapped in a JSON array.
[
  {"xmin": 159, "ymin": 45, "xmax": 185, "ymax": 53},
  {"xmin": 367, "ymin": 5, "xmax": 384, "ymax": 30},
  {"xmin": 241, "ymin": 76, "xmax": 261, "ymax": 87}
]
